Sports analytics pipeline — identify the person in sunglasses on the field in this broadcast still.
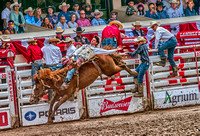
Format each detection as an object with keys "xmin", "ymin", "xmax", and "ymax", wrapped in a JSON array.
[
  {"xmin": 91, "ymin": 9, "xmax": 107, "ymax": 26},
  {"xmin": 3, "ymin": 20, "xmax": 17, "ymax": 34},
  {"xmin": 77, "ymin": 10, "xmax": 91, "ymax": 27},
  {"xmin": 55, "ymin": 27, "xmax": 65, "ymax": 41}
]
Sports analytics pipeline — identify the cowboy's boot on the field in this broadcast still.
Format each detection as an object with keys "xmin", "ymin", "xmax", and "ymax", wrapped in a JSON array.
[
  {"xmin": 168, "ymin": 65, "xmax": 178, "ymax": 78},
  {"xmin": 134, "ymin": 83, "xmax": 144, "ymax": 97},
  {"xmin": 131, "ymin": 78, "xmax": 139, "ymax": 93},
  {"xmin": 156, "ymin": 56, "xmax": 167, "ymax": 67},
  {"xmin": 60, "ymin": 78, "xmax": 70, "ymax": 91}
]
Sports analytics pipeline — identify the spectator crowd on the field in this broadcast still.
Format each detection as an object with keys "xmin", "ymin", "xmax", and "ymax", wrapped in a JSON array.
[
  {"xmin": 0, "ymin": 1, "xmax": 119, "ymax": 35},
  {"xmin": 0, "ymin": 0, "xmax": 199, "ymax": 35}
]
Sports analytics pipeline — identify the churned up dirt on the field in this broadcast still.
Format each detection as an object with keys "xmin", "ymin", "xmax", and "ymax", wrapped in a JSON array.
[{"xmin": 1, "ymin": 105, "xmax": 200, "ymax": 136}]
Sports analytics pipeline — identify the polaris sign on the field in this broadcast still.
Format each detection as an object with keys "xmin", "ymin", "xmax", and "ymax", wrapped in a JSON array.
[
  {"xmin": 153, "ymin": 87, "xmax": 200, "ymax": 109},
  {"xmin": 21, "ymin": 101, "xmax": 80, "ymax": 126}
]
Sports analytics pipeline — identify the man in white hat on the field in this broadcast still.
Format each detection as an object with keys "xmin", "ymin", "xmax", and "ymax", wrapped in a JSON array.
[
  {"xmin": 58, "ymin": 2, "xmax": 71, "ymax": 23},
  {"xmin": 128, "ymin": 21, "xmax": 145, "ymax": 37},
  {"xmin": 101, "ymin": 20, "xmax": 123, "ymax": 48},
  {"xmin": 126, "ymin": 36, "xmax": 150, "ymax": 97},
  {"xmin": 24, "ymin": 7, "xmax": 36, "ymax": 25},
  {"xmin": 91, "ymin": 9, "xmax": 107, "ymax": 26},
  {"xmin": 26, "ymin": 38, "xmax": 43, "ymax": 85},
  {"xmin": 167, "ymin": 0, "xmax": 182, "ymax": 18},
  {"xmin": 60, "ymin": 37, "xmax": 77, "ymax": 88},
  {"xmin": 150, "ymin": 21, "xmax": 178, "ymax": 77},
  {"xmin": 41, "ymin": 37, "xmax": 62, "ymax": 71}
]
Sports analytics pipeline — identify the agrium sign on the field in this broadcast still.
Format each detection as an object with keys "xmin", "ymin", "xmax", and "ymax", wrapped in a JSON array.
[{"xmin": 153, "ymin": 87, "xmax": 200, "ymax": 109}]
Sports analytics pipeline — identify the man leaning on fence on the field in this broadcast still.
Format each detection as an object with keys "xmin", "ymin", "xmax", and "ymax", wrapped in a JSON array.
[
  {"xmin": 150, "ymin": 21, "xmax": 178, "ymax": 77},
  {"xmin": 27, "ymin": 38, "xmax": 43, "ymax": 85},
  {"xmin": 101, "ymin": 20, "xmax": 123, "ymax": 48}
]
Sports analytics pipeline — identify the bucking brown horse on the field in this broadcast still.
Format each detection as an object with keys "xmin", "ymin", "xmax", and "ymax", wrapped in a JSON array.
[{"xmin": 30, "ymin": 54, "xmax": 137, "ymax": 124}]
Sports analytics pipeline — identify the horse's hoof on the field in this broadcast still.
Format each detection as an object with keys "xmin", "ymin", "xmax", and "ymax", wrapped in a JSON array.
[
  {"xmin": 51, "ymin": 116, "xmax": 55, "ymax": 120},
  {"xmin": 47, "ymin": 120, "xmax": 53, "ymax": 124},
  {"xmin": 131, "ymin": 71, "xmax": 138, "ymax": 76}
]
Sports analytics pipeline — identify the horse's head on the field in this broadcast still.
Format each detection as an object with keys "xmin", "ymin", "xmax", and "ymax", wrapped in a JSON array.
[{"xmin": 30, "ymin": 73, "xmax": 50, "ymax": 104}]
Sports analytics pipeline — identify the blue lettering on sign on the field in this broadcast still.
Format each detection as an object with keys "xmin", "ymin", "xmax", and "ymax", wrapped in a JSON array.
[{"xmin": 24, "ymin": 111, "xmax": 36, "ymax": 121}]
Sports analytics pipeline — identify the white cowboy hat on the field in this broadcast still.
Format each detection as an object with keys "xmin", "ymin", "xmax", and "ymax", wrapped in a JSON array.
[
  {"xmin": 91, "ymin": 9, "xmax": 103, "ymax": 17},
  {"xmin": 133, "ymin": 36, "xmax": 147, "ymax": 43},
  {"xmin": 149, "ymin": 21, "xmax": 161, "ymax": 28},
  {"xmin": 63, "ymin": 37, "xmax": 75, "ymax": 43},
  {"xmin": 55, "ymin": 27, "xmax": 65, "ymax": 33},
  {"xmin": 132, "ymin": 21, "xmax": 142, "ymax": 27},
  {"xmin": 47, "ymin": 37, "xmax": 60, "ymax": 43},
  {"xmin": 10, "ymin": 2, "xmax": 21, "ymax": 10},
  {"xmin": 59, "ymin": 2, "xmax": 70, "ymax": 10},
  {"xmin": 1, "ymin": 36, "xmax": 11, "ymax": 42},
  {"xmin": 27, "ymin": 37, "xmax": 36, "ymax": 43},
  {"xmin": 109, "ymin": 20, "xmax": 123, "ymax": 29},
  {"xmin": 169, "ymin": 0, "xmax": 180, "ymax": 4},
  {"xmin": 24, "ymin": 7, "xmax": 35, "ymax": 14}
]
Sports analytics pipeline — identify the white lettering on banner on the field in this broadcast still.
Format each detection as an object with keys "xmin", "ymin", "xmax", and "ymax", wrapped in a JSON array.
[
  {"xmin": 153, "ymin": 87, "xmax": 200, "ymax": 109},
  {"xmin": 8, "ymin": 72, "xmax": 14, "ymax": 101},
  {"xmin": 196, "ymin": 51, "xmax": 200, "ymax": 57},
  {"xmin": 0, "ymin": 110, "xmax": 11, "ymax": 129},
  {"xmin": 87, "ymin": 94, "xmax": 144, "ymax": 117},
  {"xmin": 21, "ymin": 102, "xmax": 80, "ymax": 126},
  {"xmin": 180, "ymin": 31, "xmax": 200, "ymax": 37},
  {"xmin": 100, "ymin": 97, "xmax": 132, "ymax": 113}
]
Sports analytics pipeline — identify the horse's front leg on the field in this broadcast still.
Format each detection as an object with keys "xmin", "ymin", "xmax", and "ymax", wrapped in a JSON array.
[
  {"xmin": 50, "ymin": 92, "xmax": 72, "ymax": 121},
  {"xmin": 47, "ymin": 92, "xmax": 60, "ymax": 124}
]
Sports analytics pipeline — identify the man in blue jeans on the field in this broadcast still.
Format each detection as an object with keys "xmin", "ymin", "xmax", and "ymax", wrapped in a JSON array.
[
  {"xmin": 127, "ymin": 36, "xmax": 150, "ymax": 97},
  {"xmin": 150, "ymin": 21, "xmax": 177, "ymax": 77}
]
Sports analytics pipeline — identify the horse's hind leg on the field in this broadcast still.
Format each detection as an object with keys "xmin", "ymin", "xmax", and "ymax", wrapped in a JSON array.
[
  {"xmin": 120, "ymin": 65, "xmax": 138, "ymax": 76},
  {"xmin": 47, "ymin": 93, "xmax": 60, "ymax": 124}
]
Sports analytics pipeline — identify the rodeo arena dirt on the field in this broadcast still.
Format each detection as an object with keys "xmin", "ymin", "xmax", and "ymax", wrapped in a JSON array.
[{"xmin": 2, "ymin": 15, "xmax": 200, "ymax": 135}]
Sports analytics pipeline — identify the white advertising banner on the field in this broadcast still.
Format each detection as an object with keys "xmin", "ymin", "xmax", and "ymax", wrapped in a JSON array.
[
  {"xmin": 21, "ymin": 101, "xmax": 80, "ymax": 126},
  {"xmin": 0, "ymin": 110, "xmax": 11, "ymax": 129},
  {"xmin": 87, "ymin": 93, "xmax": 144, "ymax": 117},
  {"xmin": 153, "ymin": 87, "xmax": 200, "ymax": 109}
]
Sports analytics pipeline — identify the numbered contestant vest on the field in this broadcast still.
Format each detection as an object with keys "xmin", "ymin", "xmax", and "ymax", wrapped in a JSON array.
[{"xmin": 78, "ymin": 45, "xmax": 95, "ymax": 60}]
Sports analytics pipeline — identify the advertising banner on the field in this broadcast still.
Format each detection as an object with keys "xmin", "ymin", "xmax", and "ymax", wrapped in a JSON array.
[
  {"xmin": 87, "ymin": 93, "xmax": 144, "ymax": 117},
  {"xmin": 21, "ymin": 101, "xmax": 80, "ymax": 126},
  {"xmin": 0, "ymin": 110, "xmax": 11, "ymax": 129},
  {"xmin": 153, "ymin": 87, "xmax": 200, "ymax": 109}
]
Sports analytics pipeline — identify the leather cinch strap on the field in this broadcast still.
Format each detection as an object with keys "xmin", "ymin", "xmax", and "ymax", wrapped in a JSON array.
[{"xmin": 92, "ymin": 60, "xmax": 103, "ymax": 80}]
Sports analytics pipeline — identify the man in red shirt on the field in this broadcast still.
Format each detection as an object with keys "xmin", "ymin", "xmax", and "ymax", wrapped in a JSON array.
[
  {"xmin": 101, "ymin": 20, "xmax": 123, "ymax": 48},
  {"xmin": 27, "ymin": 38, "xmax": 43, "ymax": 85}
]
